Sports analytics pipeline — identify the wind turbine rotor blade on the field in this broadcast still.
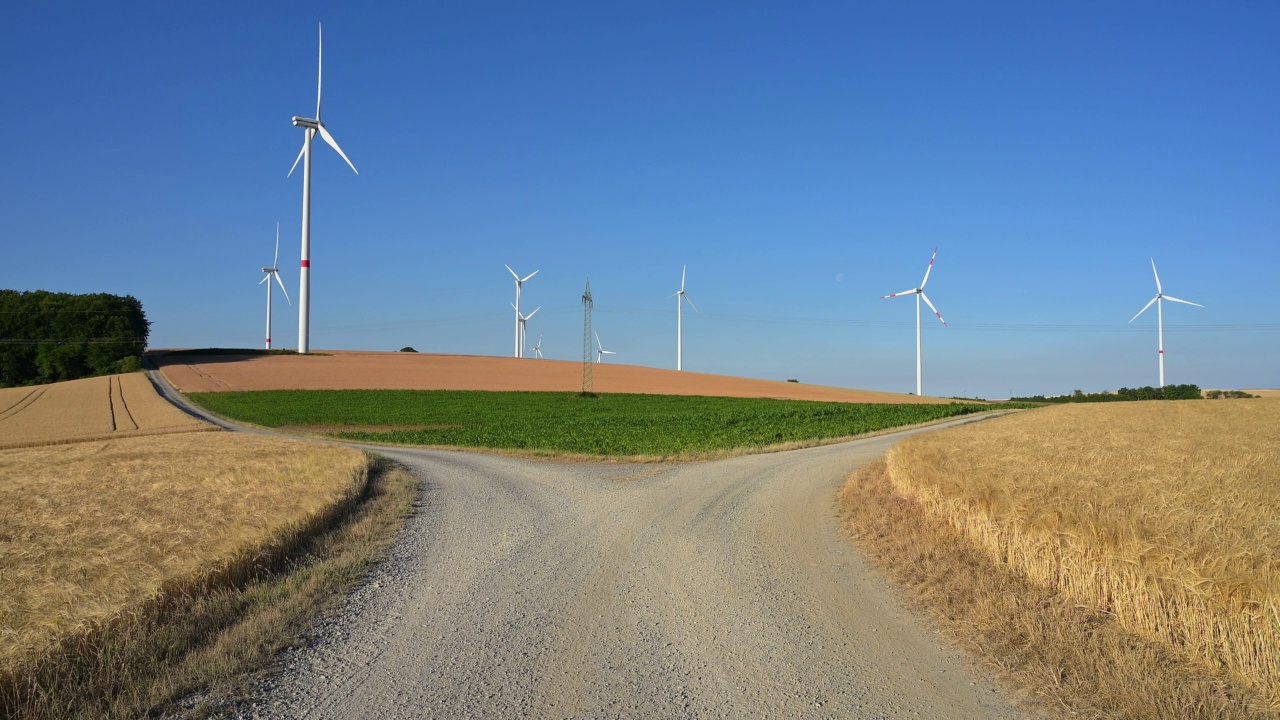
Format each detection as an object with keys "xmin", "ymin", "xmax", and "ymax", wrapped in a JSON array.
[
  {"xmin": 316, "ymin": 124, "xmax": 359, "ymax": 174},
  {"xmin": 920, "ymin": 292, "xmax": 948, "ymax": 326},
  {"xmin": 521, "ymin": 269, "xmax": 539, "ymax": 283},
  {"xmin": 526, "ymin": 307, "xmax": 540, "ymax": 319},
  {"xmin": 595, "ymin": 332, "xmax": 602, "ymax": 350},
  {"xmin": 1129, "ymin": 297, "xmax": 1158, "ymax": 323},
  {"xmin": 1150, "ymin": 258, "xmax": 1162, "ymax": 294},
  {"xmin": 505, "ymin": 264, "xmax": 520, "ymax": 280},
  {"xmin": 273, "ymin": 222, "xmax": 281, "ymax": 266},
  {"xmin": 683, "ymin": 295, "xmax": 699, "ymax": 313},
  {"xmin": 287, "ymin": 141, "xmax": 306, "ymax": 177},
  {"xmin": 275, "ymin": 273, "xmax": 291, "ymax": 305},
  {"xmin": 259, "ymin": 274, "xmax": 270, "ymax": 285},
  {"xmin": 681, "ymin": 265, "xmax": 687, "ymax": 292},
  {"xmin": 316, "ymin": 23, "xmax": 323, "ymax": 120},
  {"xmin": 1162, "ymin": 295, "xmax": 1203, "ymax": 308},
  {"xmin": 881, "ymin": 288, "xmax": 918, "ymax": 299},
  {"xmin": 921, "ymin": 247, "xmax": 938, "ymax": 288}
]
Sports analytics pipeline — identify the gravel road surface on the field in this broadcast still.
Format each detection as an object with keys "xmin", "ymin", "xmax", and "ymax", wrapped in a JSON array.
[
  {"xmin": 148, "ymin": 370, "xmax": 1021, "ymax": 718},
  {"xmin": 226, "ymin": 435, "xmax": 1021, "ymax": 718}
]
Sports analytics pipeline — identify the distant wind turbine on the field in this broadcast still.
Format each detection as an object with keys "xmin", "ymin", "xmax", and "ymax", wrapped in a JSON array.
[
  {"xmin": 259, "ymin": 223, "xmax": 291, "ymax": 350},
  {"xmin": 510, "ymin": 303, "xmax": 540, "ymax": 359},
  {"xmin": 595, "ymin": 332, "xmax": 616, "ymax": 363},
  {"xmin": 881, "ymin": 247, "xmax": 948, "ymax": 396},
  {"xmin": 1129, "ymin": 258, "xmax": 1203, "ymax": 387},
  {"xmin": 530, "ymin": 334, "xmax": 544, "ymax": 359},
  {"xmin": 506, "ymin": 265, "xmax": 539, "ymax": 358},
  {"xmin": 670, "ymin": 265, "xmax": 698, "ymax": 371},
  {"xmin": 289, "ymin": 22, "xmax": 359, "ymax": 355}
]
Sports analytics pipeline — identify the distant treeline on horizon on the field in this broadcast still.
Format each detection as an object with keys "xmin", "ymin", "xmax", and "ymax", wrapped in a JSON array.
[
  {"xmin": 0, "ymin": 290, "xmax": 150, "ymax": 387},
  {"xmin": 1011, "ymin": 384, "xmax": 1255, "ymax": 403}
]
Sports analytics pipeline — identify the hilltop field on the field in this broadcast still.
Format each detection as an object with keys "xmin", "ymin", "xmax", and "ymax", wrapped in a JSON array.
[{"xmin": 150, "ymin": 349, "xmax": 948, "ymax": 403}]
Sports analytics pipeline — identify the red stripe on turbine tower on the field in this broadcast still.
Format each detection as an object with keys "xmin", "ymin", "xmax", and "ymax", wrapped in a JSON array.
[{"xmin": 301, "ymin": 260, "xmax": 311, "ymax": 267}]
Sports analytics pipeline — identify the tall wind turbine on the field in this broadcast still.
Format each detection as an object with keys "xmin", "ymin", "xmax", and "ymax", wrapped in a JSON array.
[
  {"xmin": 670, "ymin": 265, "xmax": 698, "ymax": 371},
  {"xmin": 881, "ymin": 247, "xmax": 948, "ymax": 396},
  {"xmin": 530, "ymin": 334, "xmax": 544, "ymax": 359},
  {"xmin": 1129, "ymin": 258, "xmax": 1203, "ymax": 387},
  {"xmin": 595, "ymin": 332, "xmax": 616, "ymax": 363},
  {"xmin": 259, "ymin": 223, "xmax": 291, "ymax": 350},
  {"xmin": 506, "ymin": 265, "xmax": 539, "ymax": 358},
  {"xmin": 289, "ymin": 23, "xmax": 359, "ymax": 354},
  {"xmin": 510, "ymin": 303, "xmax": 540, "ymax": 358}
]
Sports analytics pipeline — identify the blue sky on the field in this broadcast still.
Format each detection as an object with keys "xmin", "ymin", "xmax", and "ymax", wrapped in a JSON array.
[{"xmin": 3, "ymin": 2, "xmax": 1277, "ymax": 398}]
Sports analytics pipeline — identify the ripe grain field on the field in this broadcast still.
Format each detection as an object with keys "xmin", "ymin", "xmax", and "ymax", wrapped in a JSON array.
[
  {"xmin": 880, "ymin": 399, "xmax": 1280, "ymax": 710},
  {"xmin": 188, "ymin": 389, "xmax": 1011, "ymax": 458},
  {"xmin": 0, "ymin": 373, "xmax": 212, "ymax": 449}
]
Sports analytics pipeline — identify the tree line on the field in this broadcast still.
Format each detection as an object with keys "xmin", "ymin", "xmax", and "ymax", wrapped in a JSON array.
[
  {"xmin": 1011, "ymin": 384, "xmax": 1206, "ymax": 403},
  {"xmin": 0, "ymin": 290, "xmax": 150, "ymax": 387}
]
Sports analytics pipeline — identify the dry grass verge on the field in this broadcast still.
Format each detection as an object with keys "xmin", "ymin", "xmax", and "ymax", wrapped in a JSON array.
[
  {"xmin": 0, "ymin": 433, "xmax": 417, "ymax": 719},
  {"xmin": 840, "ymin": 460, "xmax": 1272, "ymax": 719}
]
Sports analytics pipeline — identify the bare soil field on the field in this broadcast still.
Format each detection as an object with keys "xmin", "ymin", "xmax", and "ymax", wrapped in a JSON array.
[
  {"xmin": 0, "ymin": 372, "xmax": 213, "ymax": 449},
  {"xmin": 151, "ymin": 350, "xmax": 948, "ymax": 403}
]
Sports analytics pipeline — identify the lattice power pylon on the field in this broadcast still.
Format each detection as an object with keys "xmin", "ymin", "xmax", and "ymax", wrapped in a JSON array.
[{"xmin": 581, "ymin": 278, "xmax": 594, "ymax": 396}]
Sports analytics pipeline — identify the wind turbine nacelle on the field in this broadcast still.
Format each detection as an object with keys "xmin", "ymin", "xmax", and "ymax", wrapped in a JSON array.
[
  {"xmin": 262, "ymin": 267, "xmax": 276, "ymax": 273},
  {"xmin": 293, "ymin": 116, "xmax": 319, "ymax": 129}
]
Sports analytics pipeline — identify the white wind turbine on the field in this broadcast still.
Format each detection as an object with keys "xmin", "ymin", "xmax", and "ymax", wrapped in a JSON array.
[
  {"xmin": 670, "ymin": 265, "xmax": 698, "ymax": 371},
  {"xmin": 289, "ymin": 23, "xmax": 359, "ymax": 355},
  {"xmin": 881, "ymin": 247, "xmax": 948, "ymax": 396},
  {"xmin": 1129, "ymin": 258, "xmax": 1203, "ymax": 387},
  {"xmin": 530, "ymin": 334, "xmax": 544, "ymax": 359},
  {"xmin": 506, "ymin": 265, "xmax": 539, "ymax": 358},
  {"xmin": 510, "ymin": 303, "xmax": 540, "ymax": 359},
  {"xmin": 259, "ymin": 223, "xmax": 291, "ymax": 350},
  {"xmin": 595, "ymin": 332, "xmax": 616, "ymax": 363}
]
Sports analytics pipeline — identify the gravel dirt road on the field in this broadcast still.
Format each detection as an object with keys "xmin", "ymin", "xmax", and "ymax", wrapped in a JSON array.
[{"xmin": 207, "ymin": 424, "xmax": 1022, "ymax": 719}]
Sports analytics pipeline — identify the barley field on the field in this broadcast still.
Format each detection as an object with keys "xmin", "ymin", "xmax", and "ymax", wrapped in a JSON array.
[
  {"xmin": 885, "ymin": 400, "xmax": 1280, "ymax": 705},
  {"xmin": 0, "ymin": 433, "xmax": 369, "ymax": 671},
  {"xmin": 0, "ymin": 372, "xmax": 211, "ymax": 449}
]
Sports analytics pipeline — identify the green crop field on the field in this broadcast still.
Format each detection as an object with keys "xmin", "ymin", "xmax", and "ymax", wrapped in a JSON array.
[{"xmin": 188, "ymin": 390, "xmax": 1011, "ymax": 456}]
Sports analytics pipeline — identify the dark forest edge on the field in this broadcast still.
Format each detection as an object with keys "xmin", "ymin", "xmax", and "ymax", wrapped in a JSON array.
[{"xmin": 0, "ymin": 290, "xmax": 149, "ymax": 387}]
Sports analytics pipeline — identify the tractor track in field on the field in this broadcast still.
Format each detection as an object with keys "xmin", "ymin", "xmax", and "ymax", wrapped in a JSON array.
[{"xmin": 149, "ymin": 369, "xmax": 1024, "ymax": 719}]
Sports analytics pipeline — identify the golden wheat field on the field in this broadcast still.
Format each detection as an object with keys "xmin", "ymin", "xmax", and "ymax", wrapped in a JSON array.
[
  {"xmin": 885, "ymin": 399, "xmax": 1280, "ymax": 705},
  {"xmin": 0, "ymin": 432, "xmax": 369, "ymax": 670},
  {"xmin": 0, "ymin": 372, "xmax": 212, "ymax": 449}
]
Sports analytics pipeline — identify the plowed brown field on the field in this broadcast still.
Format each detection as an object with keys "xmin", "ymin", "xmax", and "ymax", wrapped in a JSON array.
[{"xmin": 151, "ymin": 351, "xmax": 947, "ymax": 404}]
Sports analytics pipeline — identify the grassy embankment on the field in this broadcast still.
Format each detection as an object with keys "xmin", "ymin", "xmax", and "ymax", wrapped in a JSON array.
[
  {"xmin": 188, "ymin": 389, "xmax": 1013, "ymax": 458},
  {"xmin": 0, "ymin": 432, "xmax": 418, "ymax": 719},
  {"xmin": 841, "ymin": 400, "xmax": 1280, "ymax": 718}
]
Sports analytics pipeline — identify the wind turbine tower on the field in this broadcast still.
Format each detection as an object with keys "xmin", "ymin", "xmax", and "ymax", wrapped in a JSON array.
[
  {"xmin": 1129, "ymin": 258, "xmax": 1203, "ymax": 387},
  {"xmin": 671, "ymin": 265, "xmax": 698, "ymax": 371},
  {"xmin": 259, "ymin": 223, "xmax": 291, "ymax": 349},
  {"xmin": 880, "ymin": 247, "xmax": 948, "ymax": 396},
  {"xmin": 510, "ymin": 304, "xmax": 540, "ymax": 359},
  {"xmin": 506, "ymin": 265, "xmax": 539, "ymax": 358},
  {"xmin": 289, "ymin": 23, "xmax": 359, "ymax": 354}
]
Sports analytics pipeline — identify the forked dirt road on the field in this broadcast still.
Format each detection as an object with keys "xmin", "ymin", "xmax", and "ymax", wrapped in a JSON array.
[
  {"xmin": 151, "ymin": 372, "xmax": 1021, "ymax": 718},
  {"xmin": 223, "ymin": 440, "xmax": 1020, "ymax": 718}
]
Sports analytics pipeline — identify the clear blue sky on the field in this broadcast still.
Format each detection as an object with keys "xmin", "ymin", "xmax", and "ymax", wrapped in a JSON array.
[{"xmin": 3, "ymin": 2, "xmax": 1277, "ymax": 398}]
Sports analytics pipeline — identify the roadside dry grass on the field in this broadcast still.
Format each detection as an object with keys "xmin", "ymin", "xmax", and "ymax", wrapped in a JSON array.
[
  {"xmin": 0, "ymin": 432, "xmax": 415, "ymax": 719},
  {"xmin": 865, "ymin": 400, "xmax": 1280, "ymax": 714},
  {"xmin": 839, "ymin": 461, "xmax": 1272, "ymax": 719},
  {"xmin": 0, "ymin": 373, "xmax": 212, "ymax": 449}
]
